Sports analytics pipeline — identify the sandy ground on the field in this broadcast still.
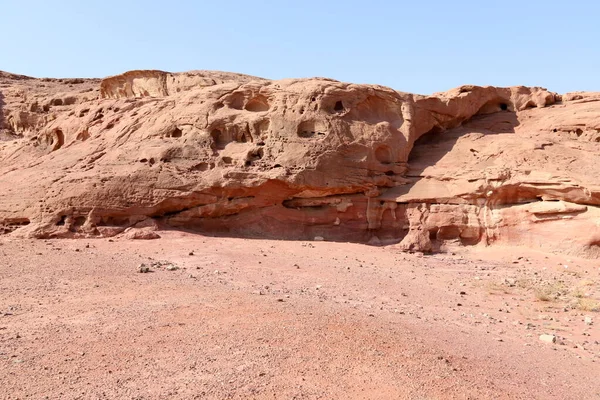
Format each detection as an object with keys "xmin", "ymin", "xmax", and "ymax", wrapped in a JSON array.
[{"xmin": 1, "ymin": 231, "xmax": 599, "ymax": 399}]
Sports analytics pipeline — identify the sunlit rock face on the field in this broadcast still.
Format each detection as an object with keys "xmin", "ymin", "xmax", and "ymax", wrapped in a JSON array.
[{"xmin": 4, "ymin": 69, "xmax": 600, "ymax": 257}]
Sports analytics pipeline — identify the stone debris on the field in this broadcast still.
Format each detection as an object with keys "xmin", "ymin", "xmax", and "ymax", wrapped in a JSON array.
[{"xmin": 539, "ymin": 334, "xmax": 556, "ymax": 344}]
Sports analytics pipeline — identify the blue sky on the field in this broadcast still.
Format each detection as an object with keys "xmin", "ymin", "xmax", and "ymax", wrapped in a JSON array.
[{"xmin": 2, "ymin": 1, "xmax": 599, "ymax": 94}]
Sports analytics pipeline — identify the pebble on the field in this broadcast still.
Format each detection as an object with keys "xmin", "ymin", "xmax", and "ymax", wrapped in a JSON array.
[
  {"xmin": 539, "ymin": 334, "xmax": 556, "ymax": 344},
  {"xmin": 585, "ymin": 316, "xmax": 593, "ymax": 326},
  {"xmin": 138, "ymin": 263, "xmax": 150, "ymax": 273}
]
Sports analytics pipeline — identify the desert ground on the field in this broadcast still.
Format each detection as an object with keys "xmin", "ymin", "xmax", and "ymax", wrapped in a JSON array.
[{"xmin": 1, "ymin": 232, "xmax": 598, "ymax": 399}]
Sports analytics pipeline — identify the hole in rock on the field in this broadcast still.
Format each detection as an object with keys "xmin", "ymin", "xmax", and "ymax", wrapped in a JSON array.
[
  {"xmin": 56, "ymin": 215, "xmax": 67, "ymax": 226},
  {"xmin": 74, "ymin": 216, "xmax": 86, "ymax": 227},
  {"xmin": 191, "ymin": 162, "xmax": 209, "ymax": 171},
  {"xmin": 297, "ymin": 120, "xmax": 326, "ymax": 138},
  {"xmin": 247, "ymin": 148, "xmax": 264, "ymax": 162},
  {"xmin": 385, "ymin": 170, "xmax": 394, "ymax": 176},
  {"xmin": 575, "ymin": 128, "xmax": 583, "ymax": 137},
  {"xmin": 170, "ymin": 127, "xmax": 183, "ymax": 138},
  {"xmin": 245, "ymin": 95, "xmax": 270, "ymax": 112},
  {"xmin": 374, "ymin": 145, "xmax": 393, "ymax": 164},
  {"xmin": 211, "ymin": 128, "xmax": 229, "ymax": 149},
  {"xmin": 50, "ymin": 129, "xmax": 64, "ymax": 151},
  {"xmin": 98, "ymin": 216, "xmax": 130, "ymax": 226},
  {"xmin": 334, "ymin": 101, "xmax": 345, "ymax": 112},
  {"xmin": 476, "ymin": 100, "xmax": 513, "ymax": 115}
]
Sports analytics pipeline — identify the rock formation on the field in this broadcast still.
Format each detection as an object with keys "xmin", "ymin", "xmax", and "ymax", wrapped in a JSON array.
[{"xmin": 2, "ymin": 69, "xmax": 600, "ymax": 257}]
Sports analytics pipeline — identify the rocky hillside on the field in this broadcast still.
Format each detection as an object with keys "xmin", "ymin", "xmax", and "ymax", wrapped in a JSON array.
[{"xmin": 2, "ymin": 69, "xmax": 600, "ymax": 256}]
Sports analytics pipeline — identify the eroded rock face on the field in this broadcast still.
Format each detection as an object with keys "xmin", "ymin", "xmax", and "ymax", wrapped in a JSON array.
[{"xmin": 2, "ymin": 69, "xmax": 599, "ymax": 257}]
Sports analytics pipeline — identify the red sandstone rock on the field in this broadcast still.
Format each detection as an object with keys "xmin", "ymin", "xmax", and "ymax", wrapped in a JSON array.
[{"xmin": 2, "ymin": 69, "xmax": 599, "ymax": 257}]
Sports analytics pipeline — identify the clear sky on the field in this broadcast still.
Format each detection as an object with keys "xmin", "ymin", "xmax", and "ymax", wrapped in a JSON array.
[{"xmin": 2, "ymin": 0, "xmax": 599, "ymax": 94}]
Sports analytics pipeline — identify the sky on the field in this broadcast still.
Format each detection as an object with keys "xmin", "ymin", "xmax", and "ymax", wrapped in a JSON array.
[{"xmin": 2, "ymin": 0, "xmax": 599, "ymax": 94}]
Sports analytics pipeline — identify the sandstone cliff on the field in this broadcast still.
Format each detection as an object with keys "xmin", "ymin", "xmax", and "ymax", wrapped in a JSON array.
[{"xmin": 2, "ymin": 69, "xmax": 600, "ymax": 257}]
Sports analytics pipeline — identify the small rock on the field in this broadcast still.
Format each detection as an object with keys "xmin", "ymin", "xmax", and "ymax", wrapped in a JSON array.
[
  {"xmin": 138, "ymin": 263, "xmax": 150, "ymax": 273},
  {"xmin": 504, "ymin": 278, "xmax": 517, "ymax": 287},
  {"xmin": 188, "ymin": 251, "xmax": 194, "ymax": 256},
  {"xmin": 539, "ymin": 334, "xmax": 556, "ymax": 344},
  {"xmin": 313, "ymin": 236, "xmax": 324, "ymax": 241},
  {"xmin": 166, "ymin": 264, "xmax": 178, "ymax": 271},
  {"xmin": 585, "ymin": 316, "xmax": 593, "ymax": 326}
]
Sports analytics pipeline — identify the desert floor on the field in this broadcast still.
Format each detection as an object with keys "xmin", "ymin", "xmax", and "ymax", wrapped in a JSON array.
[{"xmin": 1, "ymin": 231, "xmax": 599, "ymax": 399}]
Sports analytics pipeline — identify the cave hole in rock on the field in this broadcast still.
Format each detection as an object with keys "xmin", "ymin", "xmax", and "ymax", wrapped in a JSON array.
[
  {"xmin": 170, "ymin": 127, "xmax": 183, "ymax": 138},
  {"xmin": 98, "ymin": 216, "xmax": 130, "ymax": 226},
  {"xmin": 50, "ymin": 129, "xmax": 64, "ymax": 151},
  {"xmin": 297, "ymin": 120, "xmax": 326, "ymax": 138},
  {"xmin": 191, "ymin": 162, "xmax": 209, "ymax": 171},
  {"xmin": 408, "ymin": 126, "xmax": 444, "ymax": 162},
  {"xmin": 245, "ymin": 95, "xmax": 270, "ymax": 112},
  {"xmin": 92, "ymin": 110, "xmax": 104, "ymax": 121},
  {"xmin": 437, "ymin": 225, "xmax": 461, "ymax": 240},
  {"xmin": 334, "ymin": 101, "xmax": 345, "ymax": 112},
  {"xmin": 211, "ymin": 128, "xmax": 229, "ymax": 150},
  {"xmin": 56, "ymin": 215, "xmax": 67, "ymax": 226},
  {"xmin": 575, "ymin": 128, "xmax": 583, "ymax": 137},
  {"xmin": 476, "ymin": 100, "xmax": 513, "ymax": 115},
  {"xmin": 245, "ymin": 148, "xmax": 264, "ymax": 166},
  {"xmin": 374, "ymin": 145, "xmax": 393, "ymax": 164},
  {"xmin": 8, "ymin": 218, "xmax": 30, "ymax": 227},
  {"xmin": 385, "ymin": 170, "xmax": 394, "ymax": 176},
  {"xmin": 73, "ymin": 216, "xmax": 86, "ymax": 227}
]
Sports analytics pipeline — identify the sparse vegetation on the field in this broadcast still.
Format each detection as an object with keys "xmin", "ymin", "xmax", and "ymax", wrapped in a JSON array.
[
  {"xmin": 533, "ymin": 282, "xmax": 565, "ymax": 302},
  {"xmin": 576, "ymin": 298, "xmax": 600, "ymax": 312}
]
